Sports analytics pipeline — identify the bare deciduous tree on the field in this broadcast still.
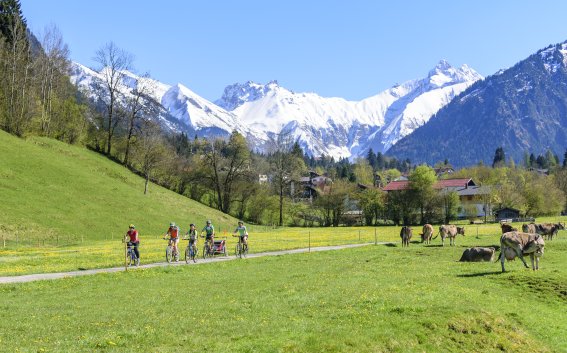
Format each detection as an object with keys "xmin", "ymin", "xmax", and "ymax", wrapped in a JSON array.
[
  {"xmin": 93, "ymin": 41, "xmax": 133, "ymax": 156},
  {"xmin": 36, "ymin": 24, "xmax": 69, "ymax": 136}
]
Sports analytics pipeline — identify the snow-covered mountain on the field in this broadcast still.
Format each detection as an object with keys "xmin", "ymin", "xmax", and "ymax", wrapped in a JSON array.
[
  {"xmin": 215, "ymin": 60, "xmax": 482, "ymax": 158},
  {"xmin": 70, "ymin": 60, "xmax": 482, "ymax": 159}
]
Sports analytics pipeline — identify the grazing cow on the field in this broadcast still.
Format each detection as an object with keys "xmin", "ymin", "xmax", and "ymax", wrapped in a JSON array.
[
  {"xmin": 400, "ymin": 226, "xmax": 412, "ymax": 247},
  {"xmin": 500, "ymin": 222, "xmax": 517, "ymax": 234},
  {"xmin": 522, "ymin": 223, "xmax": 537, "ymax": 234},
  {"xmin": 459, "ymin": 247, "xmax": 496, "ymax": 262},
  {"xmin": 499, "ymin": 231, "xmax": 545, "ymax": 272},
  {"xmin": 438, "ymin": 225, "xmax": 465, "ymax": 246},
  {"xmin": 534, "ymin": 223, "xmax": 565, "ymax": 240},
  {"xmin": 420, "ymin": 224, "xmax": 434, "ymax": 244}
]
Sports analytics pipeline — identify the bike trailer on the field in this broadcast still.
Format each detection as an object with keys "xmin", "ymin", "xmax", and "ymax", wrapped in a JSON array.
[{"xmin": 212, "ymin": 239, "xmax": 226, "ymax": 253}]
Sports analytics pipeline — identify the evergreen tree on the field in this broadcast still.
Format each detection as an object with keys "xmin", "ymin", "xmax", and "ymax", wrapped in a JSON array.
[
  {"xmin": 492, "ymin": 147, "xmax": 506, "ymax": 168},
  {"xmin": 376, "ymin": 152, "xmax": 385, "ymax": 170},
  {"xmin": 366, "ymin": 148, "xmax": 377, "ymax": 170},
  {"xmin": 563, "ymin": 149, "xmax": 567, "ymax": 168},
  {"xmin": 529, "ymin": 153, "xmax": 536, "ymax": 168},
  {"xmin": 0, "ymin": 0, "xmax": 26, "ymax": 45}
]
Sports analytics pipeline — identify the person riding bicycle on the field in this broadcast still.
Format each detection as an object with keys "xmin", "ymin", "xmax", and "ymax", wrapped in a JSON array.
[
  {"xmin": 201, "ymin": 220, "xmax": 215, "ymax": 253},
  {"xmin": 184, "ymin": 223, "xmax": 198, "ymax": 249},
  {"xmin": 124, "ymin": 224, "xmax": 140, "ymax": 260},
  {"xmin": 232, "ymin": 220, "xmax": 248, "ymax": 249},
  {"xmin": 164, "ymin": 222, "xmax": 180, "ymax": 259}
]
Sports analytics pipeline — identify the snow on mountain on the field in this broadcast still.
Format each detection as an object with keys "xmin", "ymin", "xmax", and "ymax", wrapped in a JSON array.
[
  {"xmin": 215, "ymin": 60, "xmax": 483, "ymax": 158},
  {"xmin": 69, "ymin": 60, "xmax": 482, "ymax": 160}
]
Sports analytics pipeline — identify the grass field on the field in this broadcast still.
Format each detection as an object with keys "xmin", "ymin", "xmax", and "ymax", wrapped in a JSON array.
[
  {"xmin": 1, "ymin": 235, "xmax": 565, "ymax": 352},
  {"xmin": 0, "ymin": 130, "xmax": 236, "ymax": 243}
]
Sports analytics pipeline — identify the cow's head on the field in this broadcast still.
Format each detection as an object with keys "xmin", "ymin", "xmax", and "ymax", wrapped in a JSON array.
[
  {"xmin": 457, "ymin": 226, "xmax": 465, "ymax": 236},
  {"xmin": 557, "ymin": 222, "xmax": 565, "ymax": 230},
  {"xmin": 526, "ymin": 234, "xmax": 545, "ymax": 256}
]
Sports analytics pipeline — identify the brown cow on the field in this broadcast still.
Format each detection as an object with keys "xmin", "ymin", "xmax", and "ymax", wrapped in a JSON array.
[
  {"xmin": 500, "ymin": 222, "xmax": 517, "ymax": 234},
  {"xmin": 400, "ymin": 226, "xmax": 412, "ymax": 247},
  {"xmin": 438, "ymin": 225, "xmax": 465, "ymax": 246},
  {"xmin": 522, "ymin": 223, "xmax": 537, "ymax": 234},
  {"xmin": 459, "ymin": 247, "xmax": 496, "ymax": 262},
  {"xmin": 534, "ymin": 223, "xmax": 565, "ymax": 240},
  {"xmin": 500, "ymin": 231, "xmax": 545, "ymax": 272},
  {"xmin": 420, "ymin": 224, "xmax": 434, "ymax": 244}
]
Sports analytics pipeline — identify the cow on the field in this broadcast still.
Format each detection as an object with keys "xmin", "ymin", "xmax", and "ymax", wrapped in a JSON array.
[
  {"xmin": 500, "ymin": 222, "xmax": 517, "ymax": 234},
  {"xmin": 437, "ymin": 225, "xmax": 465, "ymax": 246},
  {"xmin": 420, "ymin": 224, "xmax": 434, "ymax": 244},
  {"xmin": 459, "ymin": 247, "xmax": 496, "ymax": 262},
  {"xmin": 400, "ymin": 226, "xmax": 412, "ymax": 247},
  {"xmin": 534, "ymin": 223, "xmax": 565, "ymax": 240},
  {"xmin": 499, "ymin": 231, "xmax": 545, "ymax": 272},
  {"xmin": 522, "ymin": 223, "xmax": 537, "ymax": 234}
]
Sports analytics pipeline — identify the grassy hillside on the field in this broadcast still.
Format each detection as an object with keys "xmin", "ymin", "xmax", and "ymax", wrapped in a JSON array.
[
  {"xmin": 0, "ymin": 130, "xmax": 236, "ymax": 242},
  {"xmin": 1, "ymin": 239, "xmax": 566, "ymax": 352}
]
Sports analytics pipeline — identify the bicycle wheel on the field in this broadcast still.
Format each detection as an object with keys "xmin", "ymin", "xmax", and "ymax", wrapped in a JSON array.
[
  {"xmin": 235, "ymin": 244, "xmax": 240, "ymax": 258},
  {"xmin": 185, "ymin": 247, "xmax": 190, "ymax": 264},
  {"xmin": 134, "ymin": 254, "xmax": 140, "ymax": 266},
  {"xmin": 166, "ymin": 246, "xmax": 172, "ymax": 263},
  {"xmin": 126, "ymin": 250, "xmax": 133, "ymax": 267},
  {"xmin": 191, "ymin": 245, "xmax": 197, "ymax": 263},
  {"xmin": 243, "ymin": 244, "xmax": 248, "ymax": 257},
  {"xmin": 202, "ymin": 245, "xmax": 208, "ymax": 259}
]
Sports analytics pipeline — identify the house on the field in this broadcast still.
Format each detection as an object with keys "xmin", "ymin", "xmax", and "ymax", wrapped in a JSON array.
[
  {"xmin": 434, "ymin": 166, "xmax": 455, "ymax": 177},
  {"xmin": 381, "ymin": 178, "xmax": 493, "ymax": 218},
  {"xmin": 258, "ymin": 174, "xmax": 268, "ymax": 184},
  {"xmin": 299, "ymin": 171, "xmax": 332, "ymax": 201},
  {"xmin": 494, "ymin": 207, "xmax": 520, "ymax": 222}
]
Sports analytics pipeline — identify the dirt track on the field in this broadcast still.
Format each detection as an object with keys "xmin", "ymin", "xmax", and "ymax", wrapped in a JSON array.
[{"xmin": 0, "ymin": 242, "xmax": 389, "ymax": 284}]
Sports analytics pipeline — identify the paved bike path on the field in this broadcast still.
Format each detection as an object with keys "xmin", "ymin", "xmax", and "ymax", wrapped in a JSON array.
[{"xmin": 0, "ymin": 242, "xmax": 389, "ymax": 284}]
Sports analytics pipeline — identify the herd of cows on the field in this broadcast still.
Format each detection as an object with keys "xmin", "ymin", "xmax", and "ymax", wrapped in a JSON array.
[{"xmin": 398, "ymin": 221, "xmax": 564, "ymax": 272}]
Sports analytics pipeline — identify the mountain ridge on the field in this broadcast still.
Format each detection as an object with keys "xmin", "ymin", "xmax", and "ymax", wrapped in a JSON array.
[{"xmin": 70, "ymin": 60, "xmax": 483, "ymax": 160}]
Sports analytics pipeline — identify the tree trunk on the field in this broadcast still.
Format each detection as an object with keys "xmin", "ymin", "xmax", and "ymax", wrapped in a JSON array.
[{"xmin": 144, "ymin": 173, "xmax": 149, "ymax": 194}]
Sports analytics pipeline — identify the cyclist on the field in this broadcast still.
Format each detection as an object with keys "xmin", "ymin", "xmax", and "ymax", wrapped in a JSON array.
[
  {"xmin": 184, "ymin": 223, "xmax": 198, "ymax": 252},
  {"xmin": 232, "ymin": 220, "xmax": 248, "ymax": 250},
  {"xmin": 164, "ymin": 222, "xmax": 180, "ymax": 260},
  {"xmin": 124, "ymin": 224, "xmax": 140, "ymax": 260},
  {"xmin": 201, "ymin": 220, "xmax": 215, "ymax": 253}
]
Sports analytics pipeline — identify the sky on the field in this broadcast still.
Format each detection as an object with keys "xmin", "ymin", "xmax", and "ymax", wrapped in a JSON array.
[{"xmin": 22, "ymin": 0, "xmax": 567, "ymax": 102}]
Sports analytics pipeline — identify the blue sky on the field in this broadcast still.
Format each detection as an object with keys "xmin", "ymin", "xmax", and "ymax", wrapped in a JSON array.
[{"xmin": 23, "ymin": 0, "xmax": 567, "ymax": 101}]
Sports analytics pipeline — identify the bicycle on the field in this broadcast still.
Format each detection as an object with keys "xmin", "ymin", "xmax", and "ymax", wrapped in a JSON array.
[
  {"xmin": 164, "ymin": 236, "xmax": 180, "ymax": 263},
  {"xmin": 126, "ymin": 242, "xmax": 140, "ymax": 267},
  {"xmin": 234, "ymin": 236, "xmax": 248, "ymax": 258},
  {"xmin": 201, "ymin": 234, "xmax": 215, "ymax": 259},
  {"xmin": 184, "ymin": 238, "xmax": 198, "ymax": 263}
]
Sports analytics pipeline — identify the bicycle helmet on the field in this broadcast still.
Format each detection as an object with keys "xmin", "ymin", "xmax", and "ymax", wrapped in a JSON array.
[
  {"xmin": 238, "ymin": 220, "xmax": 244, "ymax": 225},
  {"xmin": 170, "ymin": 222, "xmax": 176, "ymax": 227},
  {"xmin": 206, "ymin": 220, "xmax": 211, "ymax": 225},
  {"xmin": 190, "ymin": 223, "xmax": 195, "ymax": 227},
  {"xmin": 129, "ymin": 224, "xmax": 135, "ymax": 229}
]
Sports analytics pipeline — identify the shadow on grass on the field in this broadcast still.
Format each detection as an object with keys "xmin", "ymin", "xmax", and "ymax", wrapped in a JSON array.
[
  {"xmin": 456, "ymin": 271, "xmax": 502, "ymax": 278},
  {"xmin": 383, "ymin": 243, "xmax": 398, "ymax": 247}
]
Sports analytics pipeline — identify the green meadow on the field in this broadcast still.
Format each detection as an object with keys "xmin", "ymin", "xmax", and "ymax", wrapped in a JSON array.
[
  {"xmin": 0, "ymin": 130, "xmax": 236, "ymax": 243},
  {"xmin": 1, "ymin": 237, "xmax": 566, "ymax": 352}
]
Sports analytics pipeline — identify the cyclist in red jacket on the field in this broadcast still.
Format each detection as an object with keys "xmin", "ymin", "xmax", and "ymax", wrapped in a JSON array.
[
  {"xmin": 164, "ymin": 222, "xmax": 180, "ymax": 258},
  {"xmin": 124, "ymin": 224, "xmax": 140, "ymax": 260}
]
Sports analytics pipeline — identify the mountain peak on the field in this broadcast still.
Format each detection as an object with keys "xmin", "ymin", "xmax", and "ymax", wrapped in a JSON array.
[
  {"xmin": 214, "ymin": 80, "xmax": 283, "ymax": 111},
  {"xmin": 426, "ymin": 60, "xmax": 483, "ymax": 88}
]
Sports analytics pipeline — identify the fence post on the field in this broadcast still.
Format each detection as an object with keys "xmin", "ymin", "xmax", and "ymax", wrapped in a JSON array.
[
  {"xmin": 308, "ymin": 231, "xmax": 311, "ymax": 252},
  {"xmin": 374, "ymin": 228, "xmax": 377, "ymax": 245},
  {"xmin": 358, "ymin": 230, "xmax": 361, "ymax": 241}
]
